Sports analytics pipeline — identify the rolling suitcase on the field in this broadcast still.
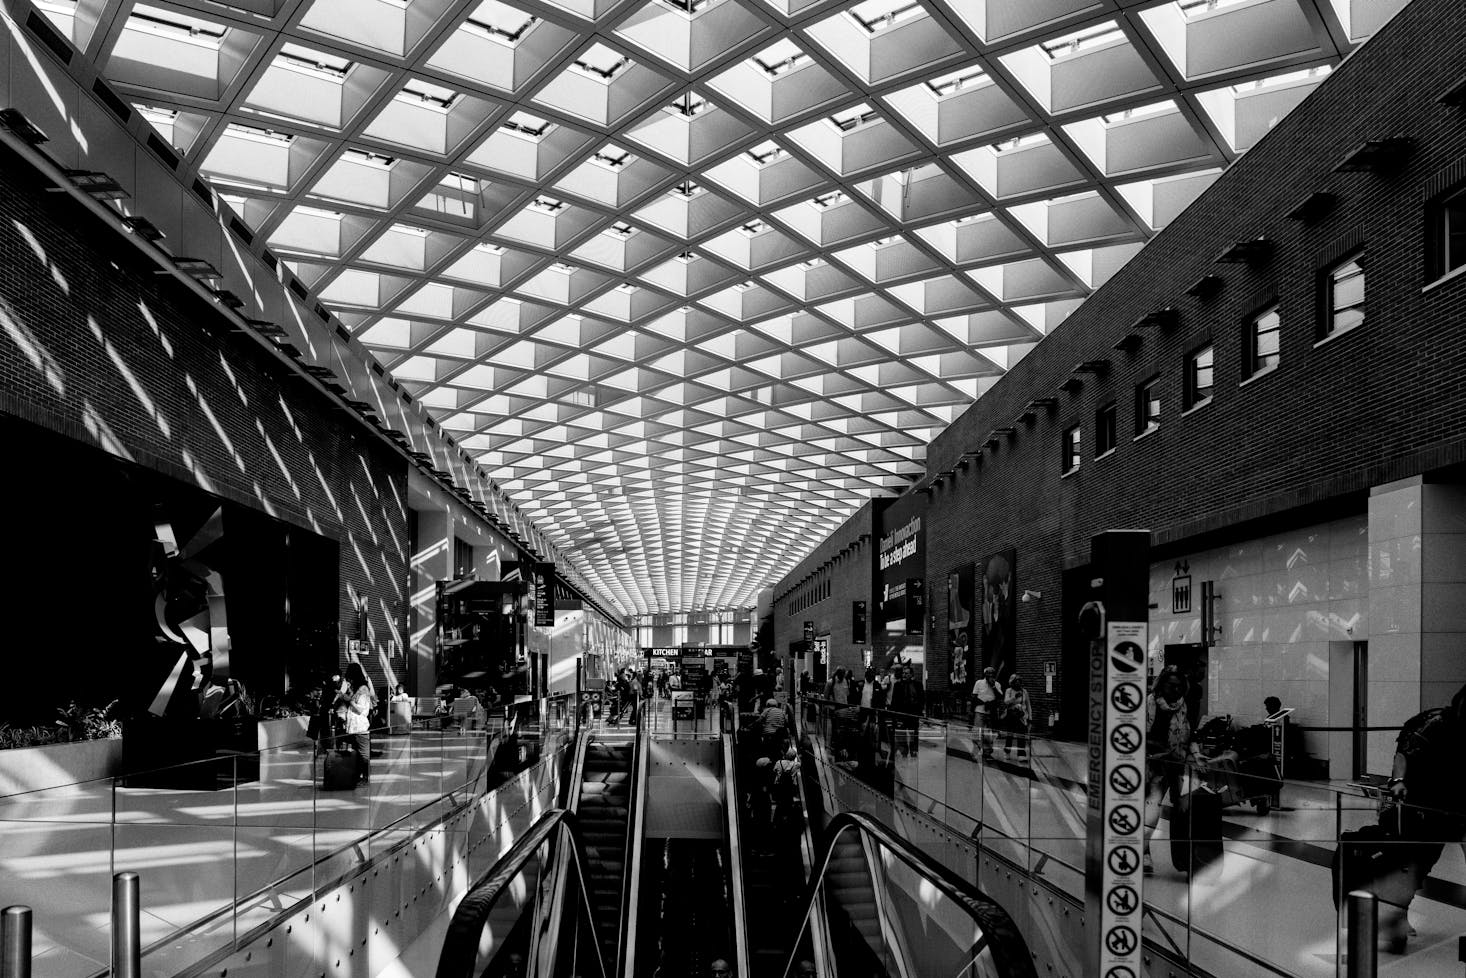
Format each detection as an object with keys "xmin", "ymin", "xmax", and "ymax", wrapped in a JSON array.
[
  {"xmin": 322, "ymin": 748, "xmax": 358, "ymax": 790},
  {"xmin": 1331, "ymin": 823, "xmax": 1417, "ymax": 911},
  {"xmin": 1171, "ymin": 787, "xmax": 1224, "ymax": 873}
]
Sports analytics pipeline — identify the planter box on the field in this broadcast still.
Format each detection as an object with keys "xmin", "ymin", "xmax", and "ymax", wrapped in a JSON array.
[
  {"xmin": 122, "ymin": 718, "xmax": 259, "ymax": 789},
  {"xmin": 258, "ymin": 716, "xmax": 311, "ymax": 751},
  {"xmin": 0, "ymin": 738, "xmax": 123, "ymax": 796}
]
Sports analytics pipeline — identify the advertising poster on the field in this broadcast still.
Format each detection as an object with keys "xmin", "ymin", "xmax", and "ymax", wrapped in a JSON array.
[
  {"xmin": 947, "ymin": 564, "xmax": 974, "ymax": 691},
  {"xmin": 981, "ymin": 549, "xmax": 1016, "ymax": 682}
]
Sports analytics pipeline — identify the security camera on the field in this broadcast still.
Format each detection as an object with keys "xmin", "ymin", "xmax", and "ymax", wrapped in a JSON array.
[{"xmin": 1021, "ymin": 589, "xmax": 1043, "ymax": 603}]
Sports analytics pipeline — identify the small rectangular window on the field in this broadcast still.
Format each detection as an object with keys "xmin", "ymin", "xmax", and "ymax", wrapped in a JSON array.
[
  {"xmin": 1250, "ymin": 305, "xmax": 1280, "ymax": 374},
  {"xmin": 1185, "ymin": 344, "xmax": 1214, "ymax": 409},
  {"xmin": 1062, "ymin": 425, "xmax": 1081, "ymax": 474},
  {"xmin": 1432, "ymin": 185, "xmax": 1466, "ymax": 280},
  {"xmin": 1324, "ymin": 253, "xmax": 1365, "ymax": 337},
  {"xmin": 1135, "ymin": 376, "xmax": 1160, "ymax": 436},
  {"xmin": 1095, "ymin": 402, "xmax": 1117, "ymax": 456}
]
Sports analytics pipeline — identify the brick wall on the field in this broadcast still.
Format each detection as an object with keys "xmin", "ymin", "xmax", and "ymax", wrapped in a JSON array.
[
  {"xmin": 782, "ymin": 0, "xmax": 1466, "ymax": 728},
  {"xmin": 772, "ymin": 502, "xmax": 877, "ymax": 681},
  {"xmin": 0, "ymin": 149, "xmax": 411, "ymax": 693}
]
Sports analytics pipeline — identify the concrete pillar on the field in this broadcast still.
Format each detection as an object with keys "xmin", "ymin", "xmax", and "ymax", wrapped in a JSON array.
[
  {"xmin": 1367, "ymin": 478, "xmax": 1422, "ymax": 774},
  {"xmin": 1420, "ymin": 483, "xmax": 1466, "ymax": 707},
  {"xmin": 411, "ymin": 508, "xmax": 451, "ymax": 696}
]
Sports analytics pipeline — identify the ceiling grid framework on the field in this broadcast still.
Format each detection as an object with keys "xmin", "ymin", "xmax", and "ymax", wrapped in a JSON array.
[{"xmin": 40, "ymin": 0, "xmax": 1407, "ymax": 615}]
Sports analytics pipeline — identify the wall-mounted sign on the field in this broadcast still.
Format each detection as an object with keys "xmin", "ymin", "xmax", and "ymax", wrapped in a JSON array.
[
  {"xmin": 905, "ymin": 578, "xmax": 925, "ymax": 636},
  {"xmin": 1171, "ymin": 561, "xmax": 1192, "ymax": 614},
  {"xmin": 878, "ymin": 516, "xmax": 922, "ymax": 570},
  {"xmin": 803, "ymin": 620, "xmax": 814, "ymax": 642},
  {"xmin": 1099, "ymin": 620, "xmax": 1147, "ymax": 978},
  {"xmin": 533, "ymin": 564, "xmax": 555, "ymax": 627},
  {"xmin": 853, "ymin": 601, "xmax": 867, "ymax": 644}
]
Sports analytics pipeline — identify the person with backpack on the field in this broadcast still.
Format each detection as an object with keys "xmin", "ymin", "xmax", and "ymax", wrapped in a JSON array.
[
  {"xmin": 1142, "ymin": 667, "xmax": 1195, "ymax": 875},
  {"xmin": 1379, "ymin": 684, "xmax": 1466, "ymax": 952},
  {"xmin": 1002, "ymin": 674, "xmax": 1032, "ymax": 760},
  {"xmin": 770, "ymin": 746, "xmax": 802, "ymax": 836}
]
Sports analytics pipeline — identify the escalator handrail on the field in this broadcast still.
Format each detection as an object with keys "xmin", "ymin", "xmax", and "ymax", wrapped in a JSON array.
[
  {"xmin": 779, "ymin": 810, "xmax": 1038, "ymax": 978},
  {"xmin": 618, "ymin": 698, "xmax": 652, "ymax": 978},
  {"xmin": 720, "ymin": 703, "xmax": 753, "ymax": 978},
  {"xmin": 436, "ymin": 808, "xmax": 608, "ymax": 978}
]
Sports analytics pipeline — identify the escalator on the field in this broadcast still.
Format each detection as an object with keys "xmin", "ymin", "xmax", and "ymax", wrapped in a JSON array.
[{"xmin": 576, "ymin": 732, "xmax": 636, "ymax": 966}]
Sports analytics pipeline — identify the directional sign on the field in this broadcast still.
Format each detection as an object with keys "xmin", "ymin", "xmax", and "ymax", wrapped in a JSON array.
[{"xmin": 1099, "ymin": 620, "xmax": 1148, "ymax": 978}]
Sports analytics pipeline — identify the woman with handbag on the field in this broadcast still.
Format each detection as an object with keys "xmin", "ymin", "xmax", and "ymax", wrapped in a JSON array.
[
  {"xmin": 1002, "ymin": 674, "xmax": 1032, "ymax": 759},
  {"xmin": 339, "ymin": 662, "xmax": 378, "ymax": 786}
]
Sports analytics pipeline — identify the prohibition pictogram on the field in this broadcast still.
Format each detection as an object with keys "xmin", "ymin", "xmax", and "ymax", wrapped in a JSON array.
[
  {"xmin": 1109, "ymin": 764, "xmax": 1142, "ymax": 796},
  {"xmin": 1105, "ymin": 925, "xmax": 1138, "ymax": 957},
  {"xmin": 1105, "ymin": 967, "xmax": 1137, "ymax": 978},
  {"xmin": 1108, "ymin": 804, "xmax": 1141, "ymax": 836},
  {"xmin": 1107, "ymin": 845, "xmax": 1140, "ymax": 876},
  {"xmin": 1111, "ymin": 682, "xmax": 1143, "ymax": 713},
  {"xmin": 1106, "ymin": 884, "xmax": 1139, "ymax": 916},
  {"xmin": 1110, "ymin": 723, "xmax": 1143, "ymax": 755}
]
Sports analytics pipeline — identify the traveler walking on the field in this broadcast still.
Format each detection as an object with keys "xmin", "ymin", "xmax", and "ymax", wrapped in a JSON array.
[
  {"xmin": 1142, "ymin": 667, "xmax": 1194, "ymax": 874},
  {"xmin": 1002, "ymin": 674, "xmax": 1032, "ymax": 759},
  {"xmin": 971, "ymin": 667, "xmax": 1003, "ymax": 760}
]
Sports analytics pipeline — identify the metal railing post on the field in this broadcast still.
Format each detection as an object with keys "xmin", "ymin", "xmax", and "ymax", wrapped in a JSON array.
[
  {"xmin": 2, "ymin": 906, "xmax": 31, "ymax": 978},
  {"xmin": 1345, "ymin": 889, "xmax": 1377, "ymax": 978},
  {"xmin": 112, "ymin": 872, "xmax": 141, "ymax": 978}
]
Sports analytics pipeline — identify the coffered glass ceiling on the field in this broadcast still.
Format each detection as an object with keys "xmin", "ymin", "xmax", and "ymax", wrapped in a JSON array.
[{"xmin": 48, "ymin": 0, "xmax": 1401, "ymax": 615}]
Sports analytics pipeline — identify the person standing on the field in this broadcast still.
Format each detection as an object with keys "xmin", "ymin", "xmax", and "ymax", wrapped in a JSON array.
[
  {"xmin": 340, "ymin": 662, "xmax": 378, "ymax": 786},
  {"xmin": 1142, "ymin": 667, "xmax": 1194, "ymax": 875},
  {"xmin": 889, "ymin": 663, "xmax": 924, "ymax": 757},
  {"xmin": 971, "ymin": 667, "xmax": 1004, "ymax": 760},
  {"xmin": 1384, "ymin": 684, "xmax": 1466, "ymax": 953},
  {"xmin": 1002, "ymin": 674, "xmax": 1032, "ymax": 759}
]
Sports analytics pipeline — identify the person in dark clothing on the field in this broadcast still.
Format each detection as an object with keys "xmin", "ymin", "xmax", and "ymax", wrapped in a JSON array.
[
  {"xmin": 888, "ymin": 664, "xmax": 924, "ymax": 757},
  {"xmin": 1385, "ymin": 683, "xmax": 1466, "ymax": 953}
]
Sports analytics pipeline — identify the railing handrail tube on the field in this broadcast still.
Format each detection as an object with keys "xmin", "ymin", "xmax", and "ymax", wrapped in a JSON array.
[
  {"xmin": 720, "ymin": 703, "xmax": 752, "ymax": 978},
  {"xmin": 619, "ymin": 703, "xmax": 652, "ymax": 978}
]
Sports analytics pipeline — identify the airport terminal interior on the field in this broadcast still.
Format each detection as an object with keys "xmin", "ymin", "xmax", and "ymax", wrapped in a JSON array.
[{"xmin": 0, "ymin": 0, "xmax": 1464, "ymax": 974}]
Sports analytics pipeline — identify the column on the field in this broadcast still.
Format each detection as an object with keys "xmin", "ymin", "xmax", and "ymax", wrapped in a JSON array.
[
  {"xmin": 1420, "ymin": 483, "xmax": 1466, "ymax": 706},
  {"xmin": 1367, "ymin": 478, "xmax": 1422, "ymax": 774},
  {"xmin": 410, "ymin": 507, "xmax": 451, "ymax": 697}
]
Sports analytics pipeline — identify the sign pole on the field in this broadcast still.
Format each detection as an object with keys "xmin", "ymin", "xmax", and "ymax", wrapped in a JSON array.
[{"xmin": 1084, "ymin": 529, "xmax": 1150, "ymax": 978}]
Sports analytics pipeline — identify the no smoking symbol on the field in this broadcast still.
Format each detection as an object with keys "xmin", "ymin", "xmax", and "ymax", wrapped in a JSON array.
[
  {"xmin": 1108, "ymin": 845, "xmax": 1140, "ymax": 876},
  {"xmin": 1105, "ymin": 925, "xmax": 1138, "ymax": 956},
  {"xmin": 1107, "ymin": 884, "xmax": 1139, "ymax": 916},
  {"xmin": 1108, "ymin": 804, "xmax": 1141, "ymax": 836},
  {"xmin": 1111, "ymin": 682, "xmax": 1143, "ymax": 713},
  {"xmin": 1105, "ymin": 968, "xmax": 1137, "ymax": 978},
  {"xmin": 1109, "ymin": 764, "xmax": 1142, "ymax": 796},
  {"xmin": 1110, "ymin": 723, "xmax": 1143, "ymax": 754}
]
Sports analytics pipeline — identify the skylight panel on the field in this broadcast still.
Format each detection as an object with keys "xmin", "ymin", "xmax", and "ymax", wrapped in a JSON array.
[
  {"xmin": 344, "ymin": 148, "xmax": 398, "ymax": 168},
  {"xmin": 420, "ymin": 172, "xmax": 482, "ymax": 218},
  {"xmin": 666, "ymin": 92, "xmax": 710, "ymax": 117},
  {"xmin": 829, "ymin": 103, "xmax": 879, "ymax": 132},
  {"xmin": 503, "ymin": 111, "xmax": 554, "ymax": 138},
  {"xmin": 1178, "ymin": 0, "xmax": 1252, "ymax": 16},
  {"xmin": 574, "ymin": 43, "xmax": 632, "ymax": 82},
  {"xmin": 227, "ymin": 122, "xmax": 295, "ymax": 144},
  {"xmin": 752, "ymin": 39, "xmax": 809, "ymax": 77},
  {"xmin": 135, "ymin": 103, "xmax": 180, "ymax": 142},
  {"xmin": 128, "ymin": 4, "xmax": 226, "ymax": 45},
  {"xmin": 991, "ymin": 132, "xmax": 1048, "ymax": 153},
  {"xmin": 465, "ymin": 0, "xmax": 540, "ymax": 42},
  {"xmin": 475, "ymin": 241, "xmax": 506, "ymax": 253},
  {"xmin": 671, "ymin": 180, "xmax": 703, "ymax": 199},
  {"xmin": 1101, "ymin": 100, "xmax": 1176, "ymax": 124},
  {"xmin": 799, "ymin": 257, "xmax": 827, "ymax": 269},
  {"xmin": 399, "ymin": 79, "xmax": 460, "ymax": 110},
  {"xmin": 746, "ymin": 140, "xmax": 786, "ymax": 165},
  {"xmin": 1039, "ymin": 21, "xmax": 1122, "ymax": 59},
  {"xmin": 846, "ymin": 0, "xmax": 925, "ymax": 33},
  {"xmin": 662, "ymin": 0, "xmax": 716, "ymax": 13},
  {"xmin": 278, "ymin": 42, "xmax": 351, "ymax": 80},
  {"xmin": 926, "ymin": 66, "xmax": 987, "ymax": 98},
  {"xmin": 551, "ymin": 261, "xmax": 577, "ymax": 272},
  {"xmin": 739, "ymin": 220, "xmax": 771, "ymax": 236},
  {"xmin": 1231, "ymin": 65, "xmax": 1331, "ymax": 92},
  {"xmin": 607, "ymin": 222, "xmax": 635, "ymax": 238},
  {"xmin": 811, "ymin": 190, "xmax": 848, "ymax": 209},
  {"xmin": 593, "ymin": 145, "xmax": 634, "ymax": 169},
  {"xmin": 532, "ymin": 196, "xmax": 567, "ymax": 213}
]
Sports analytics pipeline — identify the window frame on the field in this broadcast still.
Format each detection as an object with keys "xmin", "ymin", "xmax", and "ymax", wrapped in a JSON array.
[
  {"xmin": 1095, "ymin": 401, "xmax": 1117, "ymax": 458},
  {"xmin": 1134, "ymin": 374, "xmax": 1161, "ymax": 438},
  {"xmin": 1429, "ymin": 183, "xmax": 1466, "ymax": 284},
  {"xmin": 1061, "ymin": 424, "xmax": 1082, "ymax": 475},
  {"xmin": 1246, "ymin": 302, "xmax": 1281, "ymax": 377},
  {"xmin": 1320, "ymin": 250, "xmax": 1365, "ymax": 340},
  {"xmin": 1184, "ymin": 342, "xmax": 1215, "ymax": 411}
]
